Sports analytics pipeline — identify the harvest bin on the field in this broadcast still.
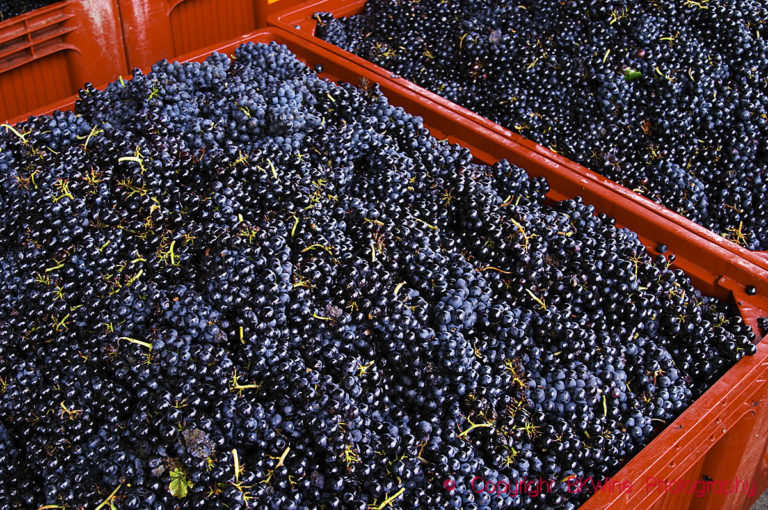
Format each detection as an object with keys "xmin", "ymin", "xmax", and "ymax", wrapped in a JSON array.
[
  {"xmin": 10, "ymin": 26, "xmax": 768, "ymax": 510},
  {"xmin": 114, "ymin": 0, "xmax": 310, "ymax": 71},
  {"xmin": 0, "ymin": 0, "xmax": 306, "ymax": 122},
  {"xmin": 268, "ymin": 0, "xmax": 768, "ymax": 275},
  {"xmin": 0, "ymin": 0, "xmax": 126, "ymax": 122}
]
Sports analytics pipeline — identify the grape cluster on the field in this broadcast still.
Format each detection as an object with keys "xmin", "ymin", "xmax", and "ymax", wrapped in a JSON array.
[
  {"xmin": 0, "ymin": 42, "xmax": 756, "ymax": 509},
  {"xmin": 759, "ymin": 317, "xmax": 768, "ymax": 337},
  {"xmin": 0, "ymin": 0, "xmax": 59, "ymax": 20},
  {"xmin": 315, "ymin": 0, "xmax": 768, "ymax": 249}
]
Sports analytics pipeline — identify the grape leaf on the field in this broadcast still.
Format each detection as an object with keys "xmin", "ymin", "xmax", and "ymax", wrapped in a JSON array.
[
  {"xmin": 169, "ymin": 467, "xmax": 192, "ymax": 498},
  {"xmin": 624, "ymin": 68, "xmax": 643, "ymax": 81}
]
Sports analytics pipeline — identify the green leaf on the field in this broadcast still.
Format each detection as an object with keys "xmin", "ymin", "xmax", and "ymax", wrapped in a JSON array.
[
  {"xmin": 624, "ymin": 68, "xmax": 643, "ymax": 81},
  {"xmin": 169, "ymin": 468, "xmax": 192, "ymax": 498}
]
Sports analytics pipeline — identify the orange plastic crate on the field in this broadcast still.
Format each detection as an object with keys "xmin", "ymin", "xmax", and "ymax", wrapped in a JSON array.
[
  {"xmin": 9, "ymin": 27, "xmax": 768, "ymax": 509},
  {"xmin": 0, "ymin": 0, "xmax": 311, "ymax": 122},
  {"xmin": 0, "ymin": 0, "xmax": 127, "ymax": 122},
  {"xmin": 269, "ymin": 0, "xmax": 768, "ymax": 275},
  {"xmin": 114, "ymin": 0, "xmax": 309, "ymax": 71}
]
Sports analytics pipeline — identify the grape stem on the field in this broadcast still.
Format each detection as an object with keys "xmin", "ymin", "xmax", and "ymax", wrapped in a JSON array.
[
  {"xmin": 369, "ymin": 488, "xmax": 404, "ymax": 509},
  {"xmin": 94, "ymin": 484, "xmax": 122, "ymax": 510}
]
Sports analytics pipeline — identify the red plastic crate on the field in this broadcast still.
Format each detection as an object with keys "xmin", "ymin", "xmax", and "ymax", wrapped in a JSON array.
[
  {"xmin": 114, "ymin": 0, "xmax": 308, "ymax": 71},
  {"xmin": 257, "ymin": 0, "xmax": 313, "ymax": 29},
  {"xmin": 9, "ymin": 27, "xmax": 768, "ymax": 510},
  {"xmin": 268, "ymin": 0, "xmax": 768, "ymax": 275},
  {"xmin": 0, "ymin": 0, "xmax": 127, "ymax": 122}
]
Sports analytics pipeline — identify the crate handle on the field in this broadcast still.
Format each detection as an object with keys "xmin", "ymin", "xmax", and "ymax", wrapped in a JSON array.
[{"xmin": 0, "ymin": 4, "xmax": 77, "ymax": 75}]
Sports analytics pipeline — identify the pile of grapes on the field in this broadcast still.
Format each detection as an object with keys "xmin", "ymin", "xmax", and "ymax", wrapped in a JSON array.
[
  {"xmin": 0, "ymin": 0, "xmax": 60, "ymax": 21},
  {"xmin": 315, "ymin": 0, "xmax": 768, "ymax": 250},
  {"xmin": 0, "ymin": 42, "xmax": 756, "ymax": 509}
]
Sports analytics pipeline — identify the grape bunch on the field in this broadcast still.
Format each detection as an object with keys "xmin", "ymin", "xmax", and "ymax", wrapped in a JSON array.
[
  {"xmin": 316, "ymin": 0, "xmax": 768, "ymax": 250},
  {"xmin": 0, "ymin": 41, "xmax": 756, "ymax": 509}
]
